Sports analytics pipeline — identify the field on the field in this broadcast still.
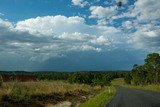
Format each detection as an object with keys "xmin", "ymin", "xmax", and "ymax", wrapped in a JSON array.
[{"xmin": 0, "ymin": 81, "xmax": 103, "ymax": 107}]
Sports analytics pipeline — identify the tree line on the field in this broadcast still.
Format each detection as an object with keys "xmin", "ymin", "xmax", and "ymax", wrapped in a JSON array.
[
  {"xmin": 67, "ymin": 72, "xmax": 127, "ymax": 86},
  {"xmin": 0, "ymin": 71, "xmax": 128, "ymax": 86}
]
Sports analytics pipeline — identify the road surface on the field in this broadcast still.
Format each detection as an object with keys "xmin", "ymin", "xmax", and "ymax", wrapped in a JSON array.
[{"xmin": 107, "ymin": 86, "xmax": 160, "ymax": 107}]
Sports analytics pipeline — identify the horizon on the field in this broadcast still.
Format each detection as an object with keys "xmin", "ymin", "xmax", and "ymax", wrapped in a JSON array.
[{"xmin": 0, "ymin": 0, "xmax": 159, "ymax": 71}]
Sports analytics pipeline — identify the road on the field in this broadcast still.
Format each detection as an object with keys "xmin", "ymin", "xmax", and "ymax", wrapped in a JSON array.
[{"xmin": 107, "ymin": 86, "xmax": 160, "ymax": 107}]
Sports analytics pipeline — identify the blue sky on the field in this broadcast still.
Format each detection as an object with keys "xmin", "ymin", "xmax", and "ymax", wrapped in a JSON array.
[{"xmin": 0, "ymin": 0, "xmax": 159, "ymax": 71}]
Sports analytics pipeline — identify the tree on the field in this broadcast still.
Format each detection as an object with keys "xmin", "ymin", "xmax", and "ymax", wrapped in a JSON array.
[
  {"xmin": 145, "ymin": 53, "xmax": 160, "ymax": 84},
  {"xmin": 131, "ymin": 53, "xmax": 160, "ymax": 85},
  {"xmin": 132, "ymin": 65, "xmax": 147, "ymax": 85},
  {"xmin": 124, "ymin": 73, "xmax": 132, "ymax": 84}
]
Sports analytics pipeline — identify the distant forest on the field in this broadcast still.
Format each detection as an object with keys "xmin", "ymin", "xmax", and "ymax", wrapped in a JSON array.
[{"xmin": 0, "ymin": 53, "xmax": 160, "ymax": 86}]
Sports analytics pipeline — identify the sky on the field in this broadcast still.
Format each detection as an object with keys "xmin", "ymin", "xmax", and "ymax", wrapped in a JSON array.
[{"xmin": 0, "ymin": 0, "xmax": 160, "ymax": 71}]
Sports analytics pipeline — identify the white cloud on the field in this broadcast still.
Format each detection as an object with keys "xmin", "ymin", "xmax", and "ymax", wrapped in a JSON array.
[
  {"xmin": 58, "ymin": 32, "xmax": 85, "ymax": 41},
  {"xmin": 89, "ymin": 6, "xmax": 117, "ymax": 19},
  {"xmin": 90, "ymin": 36, "xmax": 110, "ymax": 45},
  {"xmin": 0, "ymin": 18, "xmax": 13, "ymax": 29},
  {"xmin": 97, "ymin": 19, "xmax": 107, "ymax": 26},
  {"xmin": 72, "ymin": 0, "xmax": 88, "ymax": 7},
  {"xmin": 132, "ymin": 0, "xmax": 160, "ymax": 21},
  {"xmin": 122, "ymin": 21, "xmax": 133, "ymax": 29},
  {"xmin": 16, "ymin": 15, "xmax": 86, "ymax": 36},
  {"xmin": 80, "ymin": 45, "xmax": 101, "ymax": 52}
]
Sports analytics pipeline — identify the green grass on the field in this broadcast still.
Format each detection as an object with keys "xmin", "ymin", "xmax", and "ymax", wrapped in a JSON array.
[
  {"xmin": 80, "ymin": 86, "xmax": 116, "ymax": 107},
  {"xmin": 123, "ymin": 84, "xmax": 160, "ymax": 92}
]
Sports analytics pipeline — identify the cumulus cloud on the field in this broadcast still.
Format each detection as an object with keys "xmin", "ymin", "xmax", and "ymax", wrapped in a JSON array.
[
  {"xmin": 72, "ymin": 0, "xmax": 88, "ymax": 7},
  {"xmin": 123, "ymin": 0, "xmax": 160, "ymax": 52},
  {"xmin": 132, "ymin": 0, "xmax": 160, "ymax": 21},
  {"xmin": 16, "ymin": 15, "xmax": 86, "ymax": 36},
  {"xmin": 89, "ymin": 6, "xmax": 117, "ymax": 19},
  {"xmin": 0, "ymin": 15, "xmax": 122, "ymax": 61}
]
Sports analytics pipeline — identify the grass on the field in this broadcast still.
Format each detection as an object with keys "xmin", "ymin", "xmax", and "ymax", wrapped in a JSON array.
[
  {"xmin": 0, "ymin": 81, "xmax": 92, "ymax": 96},
  {"xmin": 123, "ymin": 84, "xmax": 160, "ymax": 92},
  {"xmin": 111, "ymin": 78, "xmax": 160, "ymax": 92},
  {"xmin": 79, "ymin": 86, "xmax": 116, "ymax": 107}
]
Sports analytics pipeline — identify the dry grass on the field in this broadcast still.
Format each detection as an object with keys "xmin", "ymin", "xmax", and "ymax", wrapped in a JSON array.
[{"xmin": 0, "ymin": 81, "xmax": 101, "ymax": 102}]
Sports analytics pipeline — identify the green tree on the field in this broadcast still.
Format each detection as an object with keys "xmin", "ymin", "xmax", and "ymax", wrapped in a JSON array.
[
  {"xmin": 124, "ymin": 73, "xmax": 132, "ymax": 84},
  {"xmin": 145, "ymin": 53, "xmax": 160, "ymax": 84},
  {"xmin": 132, "ymin": 65, "xmax": 147, "ymax": 85}
]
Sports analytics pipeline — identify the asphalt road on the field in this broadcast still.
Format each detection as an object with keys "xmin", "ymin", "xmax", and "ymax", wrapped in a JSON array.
[{"xmin": 107, "ymin": 86, "xmax": 160, "ymax": 107}]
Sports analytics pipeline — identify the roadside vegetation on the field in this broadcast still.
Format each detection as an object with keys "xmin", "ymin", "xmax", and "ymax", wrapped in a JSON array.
[
  {"xmin": 112, "ymin": 78, "xmax": 160, "ymax": 92},
  {"xmin": 80, "ymin": 86, "xmax": 116, "ymax": 107},
  {"xmin": 124, "ymin": 53, "xmax": 160, "ymax": 85},
  {"xmin": 0, "ymin": 71, "xmax": 126, "ymax": 106},
  {"xmin": 0, "ymin": 81, "xmax": 102, "ymax": 106}
]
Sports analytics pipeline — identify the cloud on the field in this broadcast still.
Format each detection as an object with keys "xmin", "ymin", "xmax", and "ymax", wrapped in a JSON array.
[
  {"xmin": 89, "ymin": 6, "xmax": 117, "ymax": 19},
  {"xmin": 122, "ymin": 0, "xmax": 160, "ymax": 52},
  {"xmin": 132, "ymin": 0, "xmax": 160, "ymax": 21},
  {"xmin": 122, "ymin": 21, "xmax": 133, "ymax": 29},
  {"xmin": 71, "ymin": 0, "xmax": 88, "ymax": 7},
  {"xmin": 90, "ymin": 36, "xmax": 110, "ymax": 45},
  {"xmin": 97, "ymin": 19, "xmax": 107, "ymax": 26},
  {"xmin": 0, "ymin": 13, "xmax": 4, "ymax": 16},
  {"xmin": 112, "ymin": 0, "xmax": 160, "ymax": 22},
  {"xmin": 0, "ymin": 15, "xmax": 122, "ymax": 62},
  {"xmin": 16, "ymin": 15, "xmax": 86, "ymax": 36},
  {"xmin": 129, "ymin": 24, "xmax": 160, "ymax": 52}
]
